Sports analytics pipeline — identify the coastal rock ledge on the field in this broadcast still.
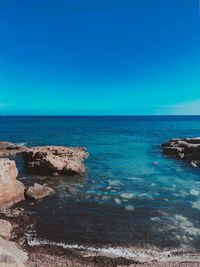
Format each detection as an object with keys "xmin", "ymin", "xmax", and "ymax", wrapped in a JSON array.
[
  {"xmin": 0, "ymin": 142, "xmax": 89, "ymax": 176},
  {"xmin": 162, "ymin": 137, "xmax": 200, "ymax": 167}
]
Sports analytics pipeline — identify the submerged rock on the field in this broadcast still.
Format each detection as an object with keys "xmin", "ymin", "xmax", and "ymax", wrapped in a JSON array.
[
  {"xmin": 22, "ymin": 146, "xmax": 88, "ymax": 176},
  {"xmin": 0, "ymin": 159, "xmax": 25, "ymax": 209},
  {"xmin": 162, "ymin": 137, "xmax": 200, "ymax": 168},
  {"xmin": 25, "ymin": 183, "xmax": 55, "ymax": 200}
]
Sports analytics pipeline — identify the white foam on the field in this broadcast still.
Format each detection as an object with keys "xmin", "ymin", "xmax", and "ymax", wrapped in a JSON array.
[
  {"xmin": 164, "ymin": 214, "xmax": 200, "ymax": 248},
  {"xmin": 16, "ymin": 142, "xmax": 27, "ymax": 146},
  {"xmin": 120, "ymin": 193, "xmax": 135, "ymax": 200},
  {"xmin": 26, "ymin": 236, "xmax": 200, "ymax": 263},
  {"xmin": 190, "ymin": 190, "xmax": 199, "ymax": 196},
  {"xmin": 114, "ymin": 198, "xmax": 122, "ymax": 205},
  {"xmin": 127, "ymin": 177, "xmax": 143, "ymax": 181},
  {"xmin": 106, "ymin": 186, "xmax": 112, "ymax": 190},
  {"xmin": 172, "ymin": 215, "xmax": 200, "ymax": 236},
  {"xmin": 155, "ymin": 213, "xmax": 200, "ymax": 248},
  {"xmin": 101, "ymin": 196, "xmax": 111, "ymax": 201},
  {"xmin": 151, "ymin": 217, "xmax": 160, "ymax": 222},
  {"xmin": 179, "ymin": 190, "xmax": 189, "ymax": 197}
]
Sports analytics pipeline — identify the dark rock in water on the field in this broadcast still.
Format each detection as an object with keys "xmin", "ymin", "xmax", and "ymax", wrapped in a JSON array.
[
  {"xmin": 22, "ymin": 146, "xmax": 88, "ymax": 176},
  {"xmin": 25, "ymin": 183, "xmax": 55, "ymax": 200},
  {"xmin": 162, "ymin": 137, "xmax": 200, "ymax": 168}
]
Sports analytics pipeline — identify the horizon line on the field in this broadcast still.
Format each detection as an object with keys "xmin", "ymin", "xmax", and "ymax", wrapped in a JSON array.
[{"xmin": 1, "ymin": 114, "xmax": 200, "ymax": 117}]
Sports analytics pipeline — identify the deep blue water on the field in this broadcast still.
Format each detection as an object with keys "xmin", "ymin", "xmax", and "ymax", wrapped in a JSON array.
[{"xmin": 1, "ymin": 116, "xmax": 200, "ymax": 251}]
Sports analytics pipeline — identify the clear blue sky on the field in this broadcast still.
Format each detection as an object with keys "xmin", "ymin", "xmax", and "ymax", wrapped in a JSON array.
[{"xmin": 0, "ymin": 0, "xmax": 200, "ymax": 115}]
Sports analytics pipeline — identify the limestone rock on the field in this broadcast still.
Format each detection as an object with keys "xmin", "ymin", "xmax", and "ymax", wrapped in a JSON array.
[
  {"xmin": 0, "ymin": 159, "xmax": 25, "ymax": 209},
  {"xmin": 0, "ymin": 220, "xmax": 13, "ymax": 240},
  {"xmin": 22, "ymin": 146, "xmax": 88, "ymax": 176},
  {"xmin": 25, "ymin": 183, "xmax": 55, "ymax": 200}
]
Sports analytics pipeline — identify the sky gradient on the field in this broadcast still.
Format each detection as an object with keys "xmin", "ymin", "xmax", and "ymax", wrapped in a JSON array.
[{"xmin": 0, "ymin": 0, "xmax": 200, "ymax": 115}]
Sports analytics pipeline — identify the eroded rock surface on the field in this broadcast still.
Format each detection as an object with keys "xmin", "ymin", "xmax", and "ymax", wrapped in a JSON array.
[
  {"xmin": 0, "ymin": 159, "xmax": 25, "ymax": 209},
  {"xmin": 162, "ymin": 138, "xmax": 200, "ymax": 167},
  {"xmin": 25, "ymin": 183, "xmax": 55, "ymax": 200},
  {"xmin": 22, "ymin": 146, "xmax": 88, "ymax": 175}
]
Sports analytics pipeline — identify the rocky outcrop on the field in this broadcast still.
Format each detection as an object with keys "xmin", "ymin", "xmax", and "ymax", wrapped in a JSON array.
[
  {"xmin": 25, "ymin": 183, "xmax": 55, "ymax": 200},
  {"xmin": 0, "ymin": 142, "xmax": 27, "ymax": 158},
  {"xmin": 0, "ymin": 159, "xmax": 25, "ymax": 209},
  {"xmin": 22, "ymin": 146, "xmax": 88, "ymax": 175},
  {"xmin": 162, "ymin": 137, "xmax": 200, "ymax": 167},
  {"xmin": 0, "ymin": 142, "xmax": 88, "ymax": 178},
  {"xmin": 0, "ymin": 141, "xmax": 88, "ymax": 176}
]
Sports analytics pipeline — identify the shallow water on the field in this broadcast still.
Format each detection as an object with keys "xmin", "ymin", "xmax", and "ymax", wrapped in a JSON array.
[{"xmin": 1, "ymin": 116, "xmax": 200, "ymax": 251}]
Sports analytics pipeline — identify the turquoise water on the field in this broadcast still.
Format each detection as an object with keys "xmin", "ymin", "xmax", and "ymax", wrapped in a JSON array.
[{"xmin": 1, "ymin": 116, "xmax": 200, "ymax": 250}]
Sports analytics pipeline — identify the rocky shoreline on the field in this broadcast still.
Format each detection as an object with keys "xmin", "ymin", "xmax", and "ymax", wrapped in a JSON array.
[
  {"xmin": 1, "ymin": 141, "xmax": 200, "ymax": 266},
  {"xmin": 1, "ymin": 204, "xmax": 200, "ymax": 267}
]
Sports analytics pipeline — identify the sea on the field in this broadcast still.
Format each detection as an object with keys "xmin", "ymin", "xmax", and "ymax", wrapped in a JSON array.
[{"xmin": 1, "ymin": 116, "xmax": 200, "ymax": 255}]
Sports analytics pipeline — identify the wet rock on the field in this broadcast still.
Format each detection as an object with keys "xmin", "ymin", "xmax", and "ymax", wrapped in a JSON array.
[
  {"xmin": 22, "ymin": 146, "xmax": 88, "ymax": 176},
  {"xmin": 0, "ymin": 237, "xmax": 28, "ymax": 267},
  {"xmin": 0, "ymin": 159, "xmax": 25, "ymax": 209},
  {"xmin": 0, "ymin": 220, "xmax": 13, "ymax": 240},
  {"xmin": 162, "ymin": 138, "xmax": 200, "ymax": 168},
  {"xmin": 25, "ymin": 183, "xmax": 55, "ymax": 200}
]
